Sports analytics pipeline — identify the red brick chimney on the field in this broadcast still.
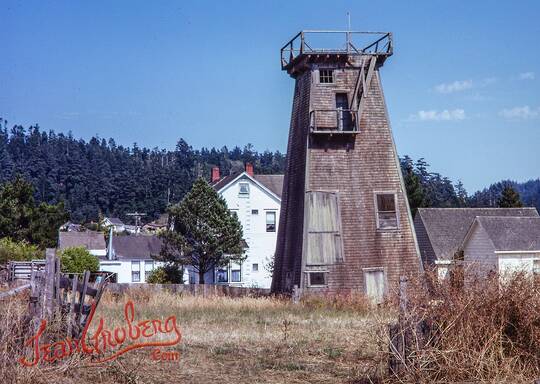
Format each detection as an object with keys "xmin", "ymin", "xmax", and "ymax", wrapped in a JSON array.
[
  {"xmin": 245, "ymin": 163, "xmax": 254, "ymax": 176},
  {"xmin": 211, "ymin": 167, "xmax": 220, "ymax": 183}
]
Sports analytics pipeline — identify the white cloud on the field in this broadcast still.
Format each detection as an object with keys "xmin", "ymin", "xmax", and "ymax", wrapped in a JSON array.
[
  {"xmin": 481, "ymin": 77, "xmax": 498, "ymax": 86},
  {"xmin": 409, "ymin": 109, "xmax": 466, "ymax": 122},
  {"xmin": 519, "ymin": 72, "xmax": 535, "ymax": 80},
  {"xmin": 434, "ymin": 80, "xmax": 473, "ymax": 94},
  {"xmin": 499, "ymin": 106, "xmax": 539, "ymax": 120}
]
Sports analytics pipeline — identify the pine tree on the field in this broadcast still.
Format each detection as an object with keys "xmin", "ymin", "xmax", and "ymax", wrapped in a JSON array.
[
  {"xmin": 497, "ymin": 183, "xmax": 523, "ymax": 208},
  {"xmin": 400, "ymin": 156, "xmax": 424, "ymax": 216},
  {"xmin": 159, "ymin": 177, "xmax": 245, "ymax": 284}
]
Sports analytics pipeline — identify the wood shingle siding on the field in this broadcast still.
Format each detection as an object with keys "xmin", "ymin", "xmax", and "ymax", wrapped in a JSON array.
[{"xmin": 272, "ymin": 33, "xmax": 421, "ymax": 296}]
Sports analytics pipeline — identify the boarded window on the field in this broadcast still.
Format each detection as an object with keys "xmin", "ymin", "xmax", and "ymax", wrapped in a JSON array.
[
  {"xmin": 306, "ymin": 191, "xmax": 343, "ymax": 265},
  {"xmin": 364, "ymin": 269, "xmax": 385, "ymax": 303},
  {"xmin": 308, "ymin": 272, "xmax": 326, "ymax": 286},
  {"xmin": 376, "ymin": 193, "xmax": 398, "ymax": 229}
]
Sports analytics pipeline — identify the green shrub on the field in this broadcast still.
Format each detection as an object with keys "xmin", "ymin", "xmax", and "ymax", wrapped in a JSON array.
[
  {"xmin": 59, "ymin": 246, "xmax": 99, "ymax": 274},
  {"xmin": 147, "ymin": 263, "xmax": 184, "ymax": 284},
  {"xmin": 0, "ymin": 238, "xmax": 43, "ymax": 264}
]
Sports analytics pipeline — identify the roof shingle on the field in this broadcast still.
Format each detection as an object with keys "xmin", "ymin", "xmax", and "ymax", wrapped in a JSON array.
[
  {"xmin": 59, "ymin": 231, "xmax": 106, "ymax": 250},
  {"xmin": 416, "ymin": 207, "xmax": 539, "ymax": 260},
  {"xmin": 473, "ymin": 216, "xmax": 540, "ymax": 252}
]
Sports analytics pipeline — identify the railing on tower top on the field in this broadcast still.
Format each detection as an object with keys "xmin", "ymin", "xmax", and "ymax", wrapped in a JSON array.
[{"xmin": 281, "ymin": 30, "xmax": 393, "ymax": 70}]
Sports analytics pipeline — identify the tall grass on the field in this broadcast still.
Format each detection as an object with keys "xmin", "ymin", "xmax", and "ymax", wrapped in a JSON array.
[{"xmin": 380, "ymin": 272, "xmax": 540, "ymax": 383}]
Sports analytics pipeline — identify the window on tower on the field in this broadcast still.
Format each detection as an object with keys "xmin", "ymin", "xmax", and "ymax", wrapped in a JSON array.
[
  {"xmin": 319, "ymin": 69, "xmax": 334, "ymax": 83},
  {"xmin": 376, "ymin": 193, "xmax": 398, "ymax": 229}
]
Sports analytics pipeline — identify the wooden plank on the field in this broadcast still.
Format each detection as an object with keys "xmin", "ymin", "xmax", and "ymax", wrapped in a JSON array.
[
  {"xmin": 54, "ymin": 256, "xmax": 61, "ymax": 304},
  {"xmin": 76, "ymin": 271, "xmax": 90, "ymax": 328},
  {"xmin": 43, "ymin": 249, "xmax": 56, "ymax": 318},
  {"xmin": 67, "ymin": 275, "xmax": 78, "ymax": 337},
  {"xmin": 0, "ymin": 284, "xmax": 31, "ymax": 299}
]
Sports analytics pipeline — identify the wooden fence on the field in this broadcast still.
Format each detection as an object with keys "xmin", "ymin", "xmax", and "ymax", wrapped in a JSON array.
[
  {"xmin": 107, "ymin": 283, "xmax": 270, "ymax": 297},
  {"xmin": 8, "ymin": 260, "xmax": 46, "ymax": 280}
]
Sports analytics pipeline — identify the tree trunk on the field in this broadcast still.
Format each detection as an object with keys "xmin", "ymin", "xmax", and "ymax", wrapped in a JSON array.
[{"xmin": 198, "ymin": 270, "xmax": 205, "ymax": 284}]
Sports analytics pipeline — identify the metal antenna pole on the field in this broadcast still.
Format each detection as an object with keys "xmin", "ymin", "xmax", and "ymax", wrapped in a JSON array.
[{"xmin": 346, "ymin": 12, "xmax": 351, "ymax": 51}]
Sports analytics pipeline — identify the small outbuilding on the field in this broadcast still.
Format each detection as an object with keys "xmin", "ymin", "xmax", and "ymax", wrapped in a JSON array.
[
  {"xmin": 58, "ymin": 231, "xmax": 106, "ymax": 257},
  {"xmin": 461, "ymin": 216, "xmax": 540, "ymax": 279}
]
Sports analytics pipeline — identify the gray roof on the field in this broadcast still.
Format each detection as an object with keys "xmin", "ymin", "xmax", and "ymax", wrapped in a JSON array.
[
  {"xmin": 212, "ymin": 172, "xmax": 284, "ymax": 199},
  {"xmin": 106, "ymin": 217, "xmax": 124, "ymax": 225},
  {"xmin": 253, "ymin": 174, "xmax": 284, "ymax": 198},
  {"xmin": 473, "ymin": 216, "xmax": 540, "ymax": 252},
  {"xmin": 111, "ymin": 235, "xmax": 163, "ymax": 260},
  {"xmin": 59, "ymin": 231, "xmax": 106, "ymax": 250},
  {"xmin": 416, "ymin": 207, "xmax": 539, "ymax": 260}
]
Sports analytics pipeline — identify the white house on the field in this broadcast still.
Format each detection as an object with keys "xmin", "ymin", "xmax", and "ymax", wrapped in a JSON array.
[
  {"xmin": 102, "ymin": 217, "xmax": 126, "ymax": 233},
  {"xmin": 187, "ymin": 164, "xmax": 283, "ymax": 288},
  {"xmin": 58, "ymin": 231, "xmax": 107, "ymax": 257},
  {"xmin": 99, "ymin": 234, "xmax": 163, "ymax": 283},
  {"xmin": 461, "ymin": 216, "xmax": 540, "ymax": 281}
]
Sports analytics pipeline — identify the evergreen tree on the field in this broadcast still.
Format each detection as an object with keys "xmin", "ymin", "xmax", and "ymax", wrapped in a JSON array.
[
  {"xmin": 400, "ymin": 156, "xmax": 424, "ymax": 216},
  {"xmin": 0, "ymin": 176, "xmax": 68, "ymax": 248},
  {"xmin": 497, "ymin": 183, "xmax": 523, "ymax": 208},
  {"xmin": 159, "ymin": 178, "xmax": 245, "ymax": 284}
]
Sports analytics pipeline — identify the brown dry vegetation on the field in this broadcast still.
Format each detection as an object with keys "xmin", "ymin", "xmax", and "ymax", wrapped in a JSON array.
[
  {"xmin": 381, "ymin": 272, "xmax": 540, "ymax": 384},
  {"xmin": 0, "ymin": 290, "xmax": 389, "ymax": 384},
  {"xmin": 2, "ymin": 274, "xmax": 540, "ymax": 384}
]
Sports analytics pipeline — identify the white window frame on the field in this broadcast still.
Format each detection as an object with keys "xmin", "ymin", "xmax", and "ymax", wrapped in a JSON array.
[
  {"xmin": 266, "ymin": 211, "xmax": 276, "ymax": 232},
  {"xmin": 239, "ymin": 182, "xmax": 250, "ymax": 196},
  {"xmin": 319, "ymin": 69, "xmax": 334, "ymax": 84},
  {"xmin": 131, "ymin": 261, "xmax": 141, "ymax": 282},
  {"xmin": 144, "ymin": 260, "xmax": 154, "ymax": 272}
]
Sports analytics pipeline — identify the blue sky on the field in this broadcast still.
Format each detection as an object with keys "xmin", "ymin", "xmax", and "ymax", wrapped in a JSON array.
[{"xmin": 1, "ymin": 1, "xmax": 539, "ymax": 192}]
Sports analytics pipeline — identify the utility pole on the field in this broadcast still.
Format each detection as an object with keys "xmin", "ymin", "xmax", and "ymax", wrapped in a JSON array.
[{"xmin": 126, "ymin": 212, "xmax": 147, "ymax": 234}]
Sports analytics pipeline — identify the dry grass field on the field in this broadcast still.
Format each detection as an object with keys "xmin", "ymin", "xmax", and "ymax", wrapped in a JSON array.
[
  {"xmin": 4, "ymin": 275, "xmax": 540, "ymax": 384},
  {"xmin": 1, "ymin": 290, "xmax": 392, "ymax": 384}
]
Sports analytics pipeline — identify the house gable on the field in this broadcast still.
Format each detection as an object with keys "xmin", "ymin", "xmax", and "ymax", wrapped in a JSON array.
[{"xmin": 462, "ymin": 219, "xmax": 497, "ymax": 278}]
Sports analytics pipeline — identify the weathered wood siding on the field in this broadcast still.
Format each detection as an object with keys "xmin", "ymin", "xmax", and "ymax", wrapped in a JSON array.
[
  {"xmin": 272, "ymin": 56, "xmax": 421, "ymax": 295},
  {"xmin": 271, "ymin": 71, "xmax": 311, "ymax": 292}
]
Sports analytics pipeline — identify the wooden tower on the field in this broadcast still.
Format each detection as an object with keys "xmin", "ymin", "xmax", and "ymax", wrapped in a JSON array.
[{"xmin": 272, "ymin": 31, "xmax": 421, "ymax": 300}]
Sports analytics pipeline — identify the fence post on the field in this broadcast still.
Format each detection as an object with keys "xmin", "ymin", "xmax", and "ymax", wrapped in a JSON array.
[{"xmin": 43, "ymin": 249, "xmax": 57, "ymax": 318}]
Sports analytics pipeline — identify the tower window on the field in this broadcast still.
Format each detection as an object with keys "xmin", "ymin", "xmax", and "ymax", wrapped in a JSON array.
[
  {"xmin": 252, "ymin": 209, "xmax": 259, "ymax": 215},
  {"xmin": 319, "ymin": 69, "xmax": 334, "ymax": 84},
  {"xmin": 307, "ymin": 271, "xmax": 327, "ymax": 286},
  {"xmin": 376, "ymin": 193, "xmax": 398, "ymax": 229},
  {"xmin": 252, "ymin": 263, "xmax": 259, "ymax": 272}
]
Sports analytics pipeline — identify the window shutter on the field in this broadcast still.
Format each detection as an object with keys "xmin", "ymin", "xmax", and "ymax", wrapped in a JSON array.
[{"xmin": 306, "ymin": 191, "xmax": 343, "ymax": 265}]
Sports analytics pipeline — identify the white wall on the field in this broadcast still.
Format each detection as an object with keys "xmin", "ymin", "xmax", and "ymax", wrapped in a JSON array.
[
  {"xmin": 99, "ymin": 259, "xmax": 162, "ymax": 283},
  {"xmin": 462, "ymin": 223, "xmax": 498, "ymax": 280},
  {"xmin": 498, "ymin": 253, "xmax": 540, "ymax": 277},
  {"xmin": 219, "ymin": 174, "xmax": 280, "ymax": 288}
]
